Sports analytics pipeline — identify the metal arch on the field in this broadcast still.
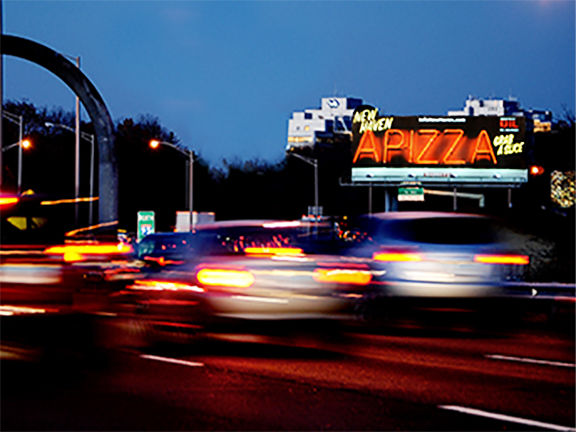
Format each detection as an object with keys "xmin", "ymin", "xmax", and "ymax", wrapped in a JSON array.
[{"xmin": 1, "ymin": 34, "xmax": 118, "ymax": 224}]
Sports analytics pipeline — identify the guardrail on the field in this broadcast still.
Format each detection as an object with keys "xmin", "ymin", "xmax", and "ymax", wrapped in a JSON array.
[{"xmin": 503, "ymin": 281, "xmax": 576, "ymax": 300}]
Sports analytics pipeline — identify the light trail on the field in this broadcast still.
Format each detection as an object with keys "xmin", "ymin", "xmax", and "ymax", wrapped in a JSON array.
[
  {"xmin": 486, "ymin": 354, "xmax": 575, "ymax": 368},
  {"xmin": 140, "ymin": 354, "xmax": 204, "ymax": 368},
  {"xmin": 439, "ymin": 405, "xmax": 576, "ymax": 432}
]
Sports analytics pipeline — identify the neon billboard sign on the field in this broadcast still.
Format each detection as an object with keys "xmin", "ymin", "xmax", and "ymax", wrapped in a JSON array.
[{"xmin": 351, "ymin": 105, "xmax": 528, "ymax": 185}]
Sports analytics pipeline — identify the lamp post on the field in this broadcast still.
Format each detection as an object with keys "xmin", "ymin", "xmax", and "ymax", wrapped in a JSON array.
[
  {"xmin": 2, "ymin": 135, "xmax": 32, "ymax": 190},
  {"xmin": 46, "ymin": 122, "xmax": 96, "ymax": 225},
  {"xmin": 149, "ymin": 139, "xmax": 195, "ymax": 231},
  {"xmin": 287, "ymin": 151, "xmax": 319, "ymax": 219},
  {"xmin": 1, "ymin": 138, "xmax": 31, "ymax": 193},
  {"xmin": 2, "ymin": 111, "xmax": 27, "ymax": 194},
  {"xmin": 57, "ymin": 53, "xmax": 82, "ymax": 223}
]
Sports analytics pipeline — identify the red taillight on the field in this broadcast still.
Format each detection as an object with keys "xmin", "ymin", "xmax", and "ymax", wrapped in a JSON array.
[
  {"xmin": 313, "ymin": 268, "xmax": 372, "ymax": 285},
  {"xmin": 373, "ymin": 250, "xmax": 422, "ymax": 262},
  {"xmin": 244, "ymin": 247, "xmax": 304, "ymax": 256},
  {"xmin": 196, "ymin": 267, "xmax": 255, "ymax": 288},
  {"xmin": 0, "ymin": 305, "xmax": 52, "ymax": 316},
  {"xmin": 0, "ymin": 196, "xmax": 19, "ymax": 207},
  {"xmin": 45, "ymin": 242, "xmax": 134, "ymax": 262},
  {"xmin": 128, "ymin": 280, "xmax": 203, "ymax": 292},
  {"xmin": 142, "ymin": 256, "xmax": 184, "ymax": 267},
  {"xmin": 474, "ymin": 254, "xmax": 529, "ymax": 265}
]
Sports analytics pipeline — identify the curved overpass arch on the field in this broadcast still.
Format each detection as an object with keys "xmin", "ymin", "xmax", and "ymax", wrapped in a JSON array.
[{"xmin": 1, "ymin": 34, "xmax": 118, "ymax": 224}]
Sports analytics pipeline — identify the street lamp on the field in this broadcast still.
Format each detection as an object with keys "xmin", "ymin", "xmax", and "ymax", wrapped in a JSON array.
[
  {"xmin": 149, "ymin": 139, "xmax": 195, "ymax": 231},
  {"xmin": 1, "ymin": 139, "xmax": 32, "ymax": 152},
  {"xmin": 2, "ymin": 111, "xmax": 28, "ymax": 194},
  {"xmin": 287, "ymin": 151, "xmax": 319, "ymax": 219},
  {"xmin": 1, "ymin": 139, "xmax": 32, "ymax": 194},
  {"xmin": 45, "ymin": 122, "xmax": 96, "ymax": 225}
]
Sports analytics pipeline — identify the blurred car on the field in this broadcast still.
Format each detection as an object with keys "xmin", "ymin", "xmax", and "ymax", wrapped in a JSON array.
[
  {"xmin": 111, "ymin": 220, "xmax": 375, "ymax": 346},
  {"xmin": 0, "ymin": 193, "xmax": 136, "ymax": 360},
  {"xmin": 346, "ymin": 212, "xmax": 529, "ymax": 296},
  {"xmin": 134, "ymin": 219, "xmax": 346, "ymax": 267},
  {"xmin": 1, "ymin": 194, "xmax": 136, "ymax": 315},
  {"xmin": 341, "ymin": 212, "xmax": 530, "ymax": 327}
]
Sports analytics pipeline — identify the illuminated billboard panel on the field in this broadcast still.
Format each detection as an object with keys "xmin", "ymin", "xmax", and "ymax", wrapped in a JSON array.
[{"xmin": 351, "ymin": 105, "xmax": 528, "ymax": 185}]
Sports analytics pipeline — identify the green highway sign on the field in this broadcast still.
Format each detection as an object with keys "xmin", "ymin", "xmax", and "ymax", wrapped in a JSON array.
[
  {"xmin": 398, "ymin": 186, "xmax": 424, "ymax": 202},
  {"xmin": 137, "ymin": 211, "xmax": 155, "ymax": 241}
]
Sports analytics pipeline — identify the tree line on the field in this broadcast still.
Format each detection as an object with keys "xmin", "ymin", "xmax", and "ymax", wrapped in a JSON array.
[
  {"xmin": 1, "ymin": 100, "xmax": 574, "ymax": 236},
  {"xmin": 1, "ymin": 101, "xmax": 368, "ymax": 232}
]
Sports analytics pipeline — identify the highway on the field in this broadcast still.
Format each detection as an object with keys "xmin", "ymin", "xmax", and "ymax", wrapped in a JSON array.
[{"xmin": 2, "ymin": 322, "xmax": 574, "ymax": 431}]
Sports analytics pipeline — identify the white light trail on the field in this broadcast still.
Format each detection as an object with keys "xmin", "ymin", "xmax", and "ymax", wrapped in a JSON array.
[
  {"xmin": 140, "ymin": 354, "xmax": 204, "ymax": 368},
  {"xmin": 439, "ymin": 405, "xmax": 576, "ymax": 432},
  {"xmin": 486, "ymin": 354, "xmax": 575, "ymax": 368}
]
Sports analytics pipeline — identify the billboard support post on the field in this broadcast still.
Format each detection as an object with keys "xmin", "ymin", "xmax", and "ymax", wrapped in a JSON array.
[{"xmin": 368, "ymin": 183, "xmax": 373, "ymax": 215}]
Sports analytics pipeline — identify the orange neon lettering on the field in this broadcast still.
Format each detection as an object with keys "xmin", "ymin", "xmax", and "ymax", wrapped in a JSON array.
[
  {"xmin": 471, "ymin": 130, "xmax": 497, "ymax": 164},
  {"xmin": 382, "ymin": 129, "xmax": 406, "ymax": 163},
  {"xmin": 415, "ymin": 129, "xmax": 440, "ymax": 164},
  {"xmin": 353, "ymin": 130, "xmax": 381, "ymax": 163},
  {"xmin": 408, "ymin": 130, "xmax": 414, "ymax": 163},
  {"xmin": 441, "ymin": 129, "xmax": 466, "ymax": 164}
]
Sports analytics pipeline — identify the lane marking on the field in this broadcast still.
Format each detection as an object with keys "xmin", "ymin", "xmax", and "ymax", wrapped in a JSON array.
[
  {"xmin": 486, "ymin": 354, "xmax": 575, "ymax": 368},
  {"xmin": 140, "ymin": 354, "xmax": 204, "ymax": 368},
  {"xmin": 439, "ymin": 405, "xmax": 576, "ymax": 432}
]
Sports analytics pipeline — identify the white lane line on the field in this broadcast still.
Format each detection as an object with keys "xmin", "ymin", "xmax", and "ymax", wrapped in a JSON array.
[
  {"xmin": 439, "ymin": 405, "xmax": 576, "ymax": 432},
  {"xmin": 140, "ymin": 354, "xmax": 204, "ymax": 367},
  {"xmin": 486, "ymin": 354, "xmax": 575, "ymax": 368}
]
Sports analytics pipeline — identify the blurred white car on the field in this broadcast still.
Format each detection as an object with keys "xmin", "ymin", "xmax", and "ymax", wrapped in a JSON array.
[{"xmin": 345, "ymin": 212, "xmax": 529, "ymax": 298}]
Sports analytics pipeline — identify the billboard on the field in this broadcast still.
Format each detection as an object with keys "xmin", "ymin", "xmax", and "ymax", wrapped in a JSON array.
[{"xmin": 351, "ymin": 105, "xmax": 528, "ymax": 185}]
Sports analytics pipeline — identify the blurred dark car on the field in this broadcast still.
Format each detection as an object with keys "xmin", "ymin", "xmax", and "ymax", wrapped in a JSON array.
[
  {"xmin": 112, "ymin": 220, "xmax": 374, "ymax": 347},
  {"xmin": 0, "ymin": 193, "xmax": 136, "ymax": 360},
  {"xmin": 134, "ymin": 219, "xmax": 347, "ymax": 267},
  {"xmin": 1, "ymin": 194, "xmax": 136, "ymax": 314}
]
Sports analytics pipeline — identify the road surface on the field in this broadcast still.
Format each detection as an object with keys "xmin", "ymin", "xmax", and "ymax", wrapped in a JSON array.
[{"xmin": 2, "ymin": 321, "xmax": 574, "ymax": 431}]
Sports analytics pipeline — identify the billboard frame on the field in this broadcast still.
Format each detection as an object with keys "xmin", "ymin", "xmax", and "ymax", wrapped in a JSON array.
[{"xmin": 350, "ymin": 106, "xmax": 529, "ymax": 187}]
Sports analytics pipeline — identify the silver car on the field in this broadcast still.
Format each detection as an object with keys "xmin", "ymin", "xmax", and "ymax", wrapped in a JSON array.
[{"xmin": 345, "ymin": 211, "xmax": 529, "ymax": 298}]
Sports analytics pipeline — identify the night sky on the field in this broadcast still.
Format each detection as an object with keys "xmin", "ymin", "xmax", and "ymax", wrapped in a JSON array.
[{"xmin": 3, "ymin": 0, "xmax": 574, "ymax": 166}]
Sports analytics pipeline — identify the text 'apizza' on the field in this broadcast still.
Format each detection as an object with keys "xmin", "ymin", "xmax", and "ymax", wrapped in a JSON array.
[{"xmin": 353, "ymin": 128, "xmax": 500, "ymax": 166}]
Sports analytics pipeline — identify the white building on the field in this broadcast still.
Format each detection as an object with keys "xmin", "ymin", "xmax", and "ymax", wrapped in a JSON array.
[
  {"xmin": 447, "ymin": 96, "xmax": 524, "ymax": 117},
  {"xmin": 286, "ymin": 97, "xmax": 363, "ymax": 151},
  {"xmin": 448, "ymin": 96, "xmax": 552, "ymax": 132}
]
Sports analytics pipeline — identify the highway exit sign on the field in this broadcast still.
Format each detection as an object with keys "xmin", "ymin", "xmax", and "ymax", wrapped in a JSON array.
[
  {"xmin": 137, "ymin": 211, "xmax": 155, "ymax": 241},
  {"xmin": 398, "ymin": 186, "xmax": 424, "ymax": 202}
]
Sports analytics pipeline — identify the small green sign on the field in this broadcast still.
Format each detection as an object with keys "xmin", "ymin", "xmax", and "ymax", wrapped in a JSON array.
[
  {"xmin": 398, "ymin": 187, "xmax": 424, "ymax": 202},
  {"xmin": 137, "ymin": 211, "xmax": 155, "ymax": 241}
]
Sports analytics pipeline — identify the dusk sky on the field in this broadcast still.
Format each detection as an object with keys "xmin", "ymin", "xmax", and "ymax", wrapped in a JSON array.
[{"xmin": 2, "ymin": 0, "xmax": 575, "ymax": 166}]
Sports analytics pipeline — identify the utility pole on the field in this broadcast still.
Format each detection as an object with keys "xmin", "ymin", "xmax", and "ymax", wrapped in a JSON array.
[{"xmin": 0, "ymin": 1, "xmax": 4, "ymax": 188}]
